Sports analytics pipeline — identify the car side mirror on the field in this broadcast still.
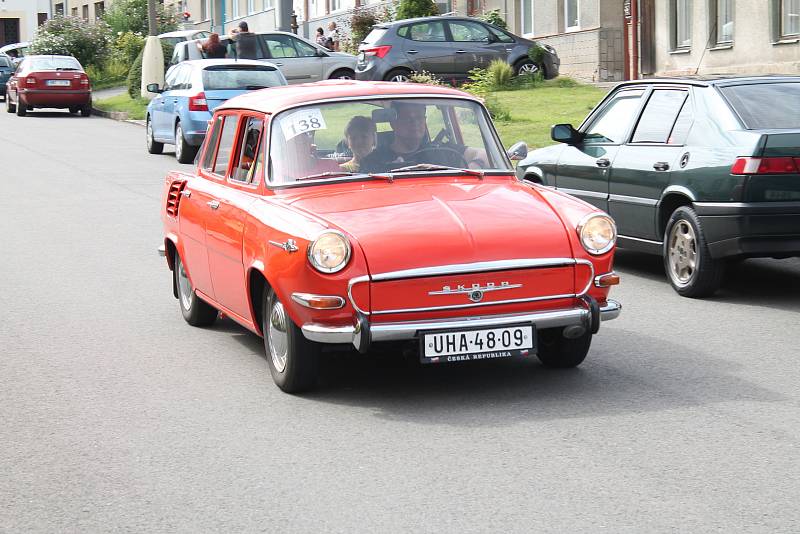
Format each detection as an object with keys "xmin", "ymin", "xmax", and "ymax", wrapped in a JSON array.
[
  {"xmin": 316, "ymin": 49, "xmax": 328, "ymax": 57},
  {"xmin": 551, "ymin": 123, "xmax": 581, "ymax": 145},
  {"xmin": 146, "ymin": 83, "xmax": 162, "ymax": 94},
  {"xmin": 507, "ymin": 141, "xmax": 528, "ymax": 161}
]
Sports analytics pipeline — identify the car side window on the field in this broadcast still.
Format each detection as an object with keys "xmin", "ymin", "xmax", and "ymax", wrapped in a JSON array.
[
  {"xmin": 487, "ymin": 26, "xmax": 515, "ymax": 43},
  {"xmin": 668, "ymin": 98, "xmax": 694, "ymax": 145},
  {"xmin": 632, "ymin": 89, "xmax": 688, "ymax": 144},
  {"xmin": 231, "ymin": 117, "xmax": 265, "ymax": 184},
  {"xmin": 164, "ymin": 66, "xmax": 180, "ymax": 90},
  {"xmin": 291, "ymin": 37, "xmax": 318, "ymax": 58},
  {"xmin": 264, "ymin": 35, "xmax": 299, "ymax": 58},
  {"xmin": 583, "ymin": 89, "xmax": 645, "ymax": 145},
  {"xmin": 448, "ymin": 21, "xmax": 492, "ymax": 42},
  {"xmin": 408, "ymin": 22, "xmax": 446, "ymax": 42},
  {"xmin": 175, "ymin": 65, "xmax": 193, "ymax": 90},
  {"xmin": 201, "ymin": 116, "xmax": 224, "ymax": 172},
  {"xmin": 213, "ymin": 115, "xmax": 241, "ymax": 176}
]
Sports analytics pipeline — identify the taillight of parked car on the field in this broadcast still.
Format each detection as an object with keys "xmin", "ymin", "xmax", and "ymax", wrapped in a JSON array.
[
  {"xmin": 731, "ymin": 157, "xmax": 800, "ymax": 175},
  {"xmin": 362, "ymin": 45, "xmax": 392, "ymax": 59},
  {"xmin": 26, "ymin": 76, "xmax": 37, "ymax": 85},
  {"xmin": 188, "ymin": 92, "xmax": 208, "ymax": 112},
  {"xmin": 80, "ymin": 74, "xmax": 90, "ymax": 87}
]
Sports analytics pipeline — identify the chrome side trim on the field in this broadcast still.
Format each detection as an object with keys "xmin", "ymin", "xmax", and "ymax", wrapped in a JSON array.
[
  {"xmin": 373, "ymin": 293, "xmax": 578, "ymax": 316},
  {"xmin": 301, "ymin": 323, "xmax": 355, "ymax": 344},
  {"xmin": 291, "ymin": 293, "xmax": 345, "ymax": 310},
  {"xmin": 371, "ymin": 258, "xmax": 579, "ymax": 282},
  {"xmin": 557, "ymin": 187, "xmax": 608, "ymax": 200},
  {"xmin": 609, "ymin": 194, "xmax": 658, "ymax": 206},
  {"xmin": 347, "ymin": 275, "xmax": 371, "ymax": 315},
  {"xmin": 600, "ymin": 299, "xmax": 622, "ymax": 321},
  {"xmin": 269, "ymin": 239, "xmax": 299, "ymax": 252}
]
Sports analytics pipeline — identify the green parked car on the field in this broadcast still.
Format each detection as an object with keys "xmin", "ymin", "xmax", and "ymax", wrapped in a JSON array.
[{"xmin": 516, "ymin": 76, "xmax": 800, "ymax": 298}]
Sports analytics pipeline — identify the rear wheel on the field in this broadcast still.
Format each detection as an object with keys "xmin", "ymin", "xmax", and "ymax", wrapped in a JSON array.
[
  {"xmin": 69, "ymin": 106, "xmax": 79, "ymax": 114},
  {"xmin": 16, "ymin": 98, "xmax": 26, "ymax": 116},
  {"xmin": 329, "ymin": 68, "xmax": 355, "ymax": 80},
  {"xmin": 536, "ymin": 328, "xmax": 591, "ymax": 368},
  {"xmin": 263, "ymin": 288, "xmax": 320, "ymax": 393},
  {"xmin": 174, "ymin": 252, "xmax": 218, "ymax": 327},
  {"xmin": 384, "ymin": 68, "xmax": 411, "ymax": 82},
  {"xmin": 146, "ymin": 116, "xmax": 164, "ymax": 154},
  {"xmin": 80, "ymin": 104, "xmax": 91, "ymax": 117},
  {"xmin": 175, "ymin": 121, "xmax": 198, "ymax": 164},
  {"xmin": 663, "ymin": 206, "xmax": 724, "ymax": 298}
]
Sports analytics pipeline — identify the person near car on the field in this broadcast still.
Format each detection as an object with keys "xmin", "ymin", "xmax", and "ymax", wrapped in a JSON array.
[
  {"xmin": 199, "ymin": 33, "xmax": 226, "ymax": 59},
  {"xmin": 326, "ymin": 21, "xmax": 340, "ymax": 52},
  {"xmin": 229, "ymin": 21, "xmax": 259, "ymax": 60},
  {"xmin": 359, "ymin": 102, "xmax": 487, "ymax": 173},
  {"xmin": 285, "ymin": 130, "xmax": 340, "ymax": 179},
  {"xmin": 340, "ymin": 116, "xmax": 377, "ymax": 172},
  {"xmin": 315, "ymin": 27, "xmax": 328, "ymax": 48}
]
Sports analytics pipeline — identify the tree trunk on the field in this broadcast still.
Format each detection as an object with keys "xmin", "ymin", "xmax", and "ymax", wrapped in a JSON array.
[{"xmin": 148, "ymin": 0, "xmax": 157, "ymax": 37}]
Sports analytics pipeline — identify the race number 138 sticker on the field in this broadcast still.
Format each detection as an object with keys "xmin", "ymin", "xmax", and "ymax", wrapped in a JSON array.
[{"xmin": 281, "ymin": 108, "xmax": 327, "ymax": 139}]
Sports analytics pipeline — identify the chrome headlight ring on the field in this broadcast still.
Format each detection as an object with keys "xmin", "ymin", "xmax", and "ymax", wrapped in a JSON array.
[
  {"xmin": 307, "ymin": 230, "xmax": 352, "ymax": 274},
  {"xmin": 576, "ymin": 213, "xmax": 617, "ymax": 255}
]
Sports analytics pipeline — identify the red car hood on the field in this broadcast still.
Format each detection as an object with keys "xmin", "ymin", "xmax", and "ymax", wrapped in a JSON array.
[{"xmin": 283, "ymin": 177, "xmax": 575, "ymax": 274}]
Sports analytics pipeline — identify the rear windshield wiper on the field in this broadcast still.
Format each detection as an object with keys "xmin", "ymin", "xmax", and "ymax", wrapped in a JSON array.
[
  {"xmin": 244, "ymin": 85, "xmax": 269, "ymax": 90},
  {"xmin": 56, "ymin": 67, "xmax": 80, "ymax": 71},
  {"xmin": 388, "ymin": 163, "xmax": 484, "ymax": 179}
]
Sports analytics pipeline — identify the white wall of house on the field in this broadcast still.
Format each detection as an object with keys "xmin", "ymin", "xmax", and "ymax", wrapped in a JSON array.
[{"xmin": 0, "ymin": 0, "xmax": 51, "ymax": 44}]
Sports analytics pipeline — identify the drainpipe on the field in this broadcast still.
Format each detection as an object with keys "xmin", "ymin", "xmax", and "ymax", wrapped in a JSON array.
[
  {"xmin": 630, "ymin": 0, "xmax": 639, "ymax": 80},
  {"xmin": 623, "ymin": 12, "xmax": 630, "ymax": 80}
]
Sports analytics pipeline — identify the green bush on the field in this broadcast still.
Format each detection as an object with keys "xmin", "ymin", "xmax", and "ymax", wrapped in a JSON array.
[
  {"xmin": 113, "ymin": 31, "xmax": 146, "ymax": 64},
  {"xmin": 86, "ymin": 60, "xmax": 129, "ymax": 89},
  {"xmin": 528, "ymin": 45, "xmax": 545, "ymax": 66},
  {"xmin": 487, "ymin": 59, "xmax": 514, "ymax": 89},
  {"xmin": 29, "ymin": 16, "xmax": 113, "ymax": 68},
  {"xmin": 407, "ymin": 70, "xmax": 444, "ymax": 86},
  {"xmin": 350, "ymin": 9, "xmax": 378, "ymax": 45},
  {"xmin": 103, "ymin": 0, "xmax": 179, "ymax": 35},
  {"xmin": 479, "ymin": 9, "xmax": 507, "ymax": 29},
  {"xmin": 396, "ymin": 0, "xmax": 438, "ymax": 20},
  {"xmin": 127, "ymin": 48, "xmax": 144, "ymax": 98}
]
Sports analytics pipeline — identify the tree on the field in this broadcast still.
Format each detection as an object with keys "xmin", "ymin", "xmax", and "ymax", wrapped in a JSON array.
[
  {"xmin": 29, "ymin": 16, "xmax": 113, "ymax": 68},
  {"xmin": 396, "ymin": 0, "xmax": 438, "ymax": 21},
  {"xmin": 103, "ymin": 0, "xmax": 178, "ymax": 35}
]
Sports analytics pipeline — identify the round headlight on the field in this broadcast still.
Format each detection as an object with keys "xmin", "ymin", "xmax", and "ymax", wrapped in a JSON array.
[
  {"xmin": 577, "ymin": 213, "xmax": 616, "ymax": 255},
  {"xmin": 307, "ymin": 230, "xmax": 351, "ymax": 273}
]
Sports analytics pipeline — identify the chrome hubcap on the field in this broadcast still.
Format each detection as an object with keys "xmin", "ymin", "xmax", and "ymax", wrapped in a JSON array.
[
  {"xmin": 176, "ymin": 256, "xmax": 193, "ymax": 310},
  {"xmin": 268, "ymin": 300, "xmax": 289, "ymax": 373},
  {"xmin": 519, "ymin": 63, "xmax": 539, "ymax": 75},
  {"xmin": 667, "ymin": 219, "xmax": 697, "ymax": 285},
  {"xmin": 390, "ymin": 74, "xmax": 409, "ymax": 82}
]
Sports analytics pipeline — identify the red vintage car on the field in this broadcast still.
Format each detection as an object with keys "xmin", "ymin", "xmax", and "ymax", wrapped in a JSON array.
[
  {"xmin": 159, "ymin": 80, "xmax": 621, "ymax": 392},
  {"xmin": 5, "ymin": 55, "xmax": 92, "ymax": 117}
]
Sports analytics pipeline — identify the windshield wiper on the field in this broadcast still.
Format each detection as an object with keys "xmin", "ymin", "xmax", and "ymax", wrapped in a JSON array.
[
  {"xmin": 244, "ymin": 85, "xmax": 268, "ymax": 90},
  {"xmin": 295, "ymin": 171, "xmax": 395, "ymax": 183},
  {"xmin": 56, "ymin": 67, "xmax": 80, "ymax": 71},
  {"xmin": 388, "ymin": 163, "xmax": 484, "ymax": 179}
]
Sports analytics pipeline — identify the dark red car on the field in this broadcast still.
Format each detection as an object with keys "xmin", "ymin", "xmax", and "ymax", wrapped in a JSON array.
[{"xmin": 5, "ymin": 55, "xmax": 92, "ymax": 117}]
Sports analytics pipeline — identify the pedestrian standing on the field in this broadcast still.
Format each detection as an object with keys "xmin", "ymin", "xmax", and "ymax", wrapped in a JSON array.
[
  {"xmin": 327, "ymin": 21, "xmax": 340, "ymax": 52},
  {"xmin": 315, "ymin": 27, "xmax": 328, "ymax": 48},
  {"xmin": 229, "ymin": 21, "xmax": 259, "ymax": 60},
  {"xmin": 199, "ymin": 33, "xmax": 227, "ymax": 59}
]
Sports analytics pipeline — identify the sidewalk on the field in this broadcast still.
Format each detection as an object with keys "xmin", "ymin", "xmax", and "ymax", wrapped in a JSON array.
[{"xmin": 93, "ymin": 85, "xmax": 127, "ymax": 101}]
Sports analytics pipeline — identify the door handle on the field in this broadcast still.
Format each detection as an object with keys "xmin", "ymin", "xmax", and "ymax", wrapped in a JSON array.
[
  {"xmin": 407, "ymin": 49, "xmax": 418, "ymax": 54},
  {"xmin": 456, "ymin": 49, "xmax": 467, "ymax": 53},
  {"xmin": 274, "ymin": 62, "xmax": 283, "ymax": 66},
  {"xmin": 181, "ymin": 189, "xmax": 191, "ymax": 198},
  {"xmin": 595, "ymin": 158, "xmax": 611, "ymax": 168},
  {"xmin": 207, "ymin": 200, "xmax": 220, "ymax": 210},
  {"xmin": 653, "ymin": 162, "xmax": 670, "ymax": 171},
  {"xmin": 172, "ymin": 99, "xmax": 178, "ymax": 104}
]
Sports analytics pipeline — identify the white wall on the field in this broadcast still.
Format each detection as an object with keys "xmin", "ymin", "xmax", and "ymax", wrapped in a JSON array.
[{"xmin": 0, "ymin": 0, "xmax": 51, "ymax": 43}]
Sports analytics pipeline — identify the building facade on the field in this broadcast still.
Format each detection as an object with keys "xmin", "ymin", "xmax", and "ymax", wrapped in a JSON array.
[
  {"xmin": 54, "ymin": 1, "xmax": 109, "ymax": 21},
  {"xmin": 652, "ymin": 0, "xmax": 800, "ymax": 76},
  {"xmin": 0, "ymin": 0, "xmax": 51, "ymax": 47}
]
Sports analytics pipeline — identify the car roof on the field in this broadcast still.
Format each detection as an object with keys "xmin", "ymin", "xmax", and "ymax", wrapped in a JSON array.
[
  {"xmin": 376, "ymin": 15, "xmax": 498, "ymax": 28},
  {"xmin": 0, "ymin": 42, "xmax": 30, "ymax": 52},
  {"xmin": 181, "ymin": 58, "xmax": 280, "ymax": 69},
  {"xmin": 23, "ymin": 55, "xmax": 79, "ymax": 61},
  {"xmin": 159, "ymin": 30, "xmax": 205, "ymax": 38},
  {"xmin": 612, "ymin": 75, "xmax": 800, "ymax": 89},
  {"xmin": 218, "ymin": 80, "xmax": 479, "ymax": 114}
]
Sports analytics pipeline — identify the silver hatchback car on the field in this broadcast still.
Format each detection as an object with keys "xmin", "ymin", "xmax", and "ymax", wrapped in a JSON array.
[{"xmin": 171, "ymin": 31, "xmax": 357, "ymax": 85}]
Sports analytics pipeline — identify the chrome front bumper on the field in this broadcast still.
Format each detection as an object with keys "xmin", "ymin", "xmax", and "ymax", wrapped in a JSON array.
[{"xmin": 301, "ymin": 299, "xmax": 621, "ymax": 348}]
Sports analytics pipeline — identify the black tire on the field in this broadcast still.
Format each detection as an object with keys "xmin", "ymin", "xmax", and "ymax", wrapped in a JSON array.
[
  {"xmin": 174, "ymin": 252, "xmax": 218, "ymax": 327},
  {"xmin": 175, "ymin": 121, "xmax": 198, "ymax": 164},
  {"xmin": 514, "ymin": 59, "xmax": 543, "ymax": 77},
  {"xmin": 663, "ymin": 206, "xmax": 725, "ymax": 298},
  {"xmin": 536, "ymin": 327, "xmax": 592, "ymax": 368},
  {"xmin": 5, "ymin": 94, "xmax": 15, "ymax": 113},
  {"xmin": 69, "ymin": 106, "xmax": 79, "ymax": 114},
  {"xmin": 146, "ymin": 116, "xmax": 164, "ymax": 154},
  {"xmin": 16, "ymin": 98, "xmax": 26, "ymax": 116},
  {"xmin": 262, "ymin": 288, "xmax": 320, "ymax": 393},
  {"xmin": 384, "ymin": 68, "xmax": 412, "ymax": 82},
  {"xmin": 80, "ymin": 104, "xmax": 92, "ymax": 117},
  {"xmin": 329, "ymin": 68, "xmax": 355, "ymax": 80}
]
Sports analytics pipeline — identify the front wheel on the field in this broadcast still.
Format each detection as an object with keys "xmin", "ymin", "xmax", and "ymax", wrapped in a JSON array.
[
  {"xmin": 5, "ymin": 94, "xmax": 15, "ymax": 113},
  {"xmin": 536, "ymin": 328, "xmax": 591, "ymax": 368},
  {"xmin": 514, "ymin": 59, "xmax": 542, "ymax": 77},
  {"xmin": 663, "ymin": 206, "xmax": 724, "ymax": 298},
  {"xmin": 175, "ymin": 122, "xmax": 198, "ymax": 164},
  {"xmin": 16, "ymin": 99, "xmax": 26, "ymax": 116},
  {"xmin": 263, "ymin": 289, "xmax": 320, "ymax": 393},
  {"xmin": 174, "ymin": 252, "xmax": 218, "ymax": 327}
]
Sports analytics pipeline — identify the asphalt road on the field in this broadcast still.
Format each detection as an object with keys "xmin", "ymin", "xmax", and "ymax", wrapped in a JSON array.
[{"xmin": 1, "ymin": 108, "xmax": 799, "ymax": 533}]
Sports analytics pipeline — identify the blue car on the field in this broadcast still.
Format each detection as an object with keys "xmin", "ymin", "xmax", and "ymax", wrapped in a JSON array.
[
  {"xmin": 0, "ymin": 55, "xmax": 15, "ymax": 98},
  {"xmin": 146, "ymin": 59, "xmax": 287, "ymax": 163}
]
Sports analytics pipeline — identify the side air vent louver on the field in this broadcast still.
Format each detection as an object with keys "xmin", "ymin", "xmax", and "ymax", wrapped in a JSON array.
[{"xmin": 165, "ymin": 180, "xmax": 186, "ymax": 218}]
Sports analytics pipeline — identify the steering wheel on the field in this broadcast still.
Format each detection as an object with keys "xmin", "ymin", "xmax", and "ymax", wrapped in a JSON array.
[
  {"xmin": 432, "ymin": 128, "xmax": 451, "ymax": 145},
  {"xmin": 411, "ymin": 145, "xmax": 468, "ymax": 168}
]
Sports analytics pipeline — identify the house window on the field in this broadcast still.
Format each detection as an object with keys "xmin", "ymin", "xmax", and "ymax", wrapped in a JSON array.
[
  {"xmin": 716, "ymin": 0, "xmax": 733, "ymax": 43},
  {"xmin": 674, "ymin": 0, "xmax": 692, "ymax": 48},
  {"xmin": 248, "ymin": 0, "xmax": 255, "ymax": 13},
  {"xmin": 783, "ymin": 0, "xmax": 800, "ymax": 36},
  {"xmin": 565, "ymin": 0, "xmax": 579, "ymax": 31},
  {"xmin": 94, "ymin": 2, "xmax": 105, "ymax": 20},
  {"xmin": 201, "ymin": 0, "xmax": 207, "ymax": 20},
  {"xmin": 55, "ymin": 3, "xmax": 64, "ymax": 16},
  {"xmin": 82, "ymin": 5, "xmax": 89, "ymax": 20},
  {"xmin": 71, "ymin": 7, "xmax": 78, "ymax": 17},
  {"xmin": 331, "ymin": 0, "xmax": 343, "ymax": 12},
  {"xmin": 263, "ymin": 0, "xmax": 273, "ymax": 9},
  {"xmin": 521, "ymin": 0, "xmax": 533, "ymax": 35},
  {"xmin": 231, "ymin": 0, "xmax": 239, "ymax": 19}
]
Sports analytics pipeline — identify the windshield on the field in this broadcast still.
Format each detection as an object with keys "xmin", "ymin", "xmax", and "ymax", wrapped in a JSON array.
[
  {"xmin": 28, "ymin": 57, "xmax": 82, "ymax": 71},
  {"xmin": 269, "ymin": 97, "xmax": 511, "ymax": 183},
  {"xmin": 719, "ymin": 82, "xmax": 800, "ymax": 129},
  {"xmin": 202, "ymin": 65, "xmax": 284, "ymax": 90}
]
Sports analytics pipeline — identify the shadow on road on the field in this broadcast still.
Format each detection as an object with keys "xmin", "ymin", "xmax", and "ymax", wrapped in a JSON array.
[{"xmin": 17, "ymin": 111, "xmax": 82, "ymax": 119}]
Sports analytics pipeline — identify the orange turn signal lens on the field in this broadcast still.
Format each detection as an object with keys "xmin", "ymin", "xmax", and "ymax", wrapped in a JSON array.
[
  {"xmin": 291, "ymin": 293, "xmax": 346, "ymax": 310},
  {"xmin": 594, "ymin": 273, "xmax": 620, "ymax": 287}
]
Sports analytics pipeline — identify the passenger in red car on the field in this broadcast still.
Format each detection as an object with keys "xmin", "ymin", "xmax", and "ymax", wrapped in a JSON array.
[{"xmin": 286, "ymin": 131, "xmax": 339, "ymax": 178}]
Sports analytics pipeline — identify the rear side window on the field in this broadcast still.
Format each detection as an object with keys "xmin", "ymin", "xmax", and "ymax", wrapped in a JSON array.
[
  {"xmin": 668, "ymin": 99, "xmax": 694, "ymax": 145},
  {"xmin": 719, "ymin": 83, "xmax": 800, "ymax": 129},
  {"xmin": 231, "ymin": 117, "xmax": 265, "ymax": 184},
  {"xmin": 583, "ymin": 89, "xmax": 645, "ymax": 144},
  {"xmin": 632, "ymin": 89, "xmax": 688, "ymax": 143},
  {"xmin": 407, "ymin": 22, "xmax": 446, "ymax": 42},
  {"xmin": 213, "ymin": 115, "xmax": 241, "ymax": 176},
  {"xmin": 202, "ymin": 66, "xmax": 284, "ymax": 90},
  {"xmin": 201, "ymin": 116, "xmax": 224, "ymax": 172},
  {"xmin": 364, "ymin": 28, "xmax": 388, "ymax": 43}
]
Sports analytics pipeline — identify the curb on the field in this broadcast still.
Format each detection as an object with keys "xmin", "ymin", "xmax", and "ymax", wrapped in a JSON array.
[{"xmin": 92, "ymin": 106, "xmax": 145, "ymax": 127}]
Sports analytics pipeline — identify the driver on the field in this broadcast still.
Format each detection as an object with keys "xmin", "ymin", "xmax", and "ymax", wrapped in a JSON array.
[{"xmin": 359, "ymin": 101, "xmax": 489, "ymax": 173}]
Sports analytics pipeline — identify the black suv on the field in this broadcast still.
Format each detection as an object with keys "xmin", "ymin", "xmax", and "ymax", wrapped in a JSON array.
[
  {"xmin": 517, "ymin": 77, "xmax": 800, "ymax": 298},
  {"xmin": 355, "ymin": 16, "xmax": 559, "ymax": 82}
]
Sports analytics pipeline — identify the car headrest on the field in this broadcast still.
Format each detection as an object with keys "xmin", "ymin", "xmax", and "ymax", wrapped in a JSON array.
[{"xmin": 371, "ymin": 108, "xmax": 396, "ymax": 123}]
